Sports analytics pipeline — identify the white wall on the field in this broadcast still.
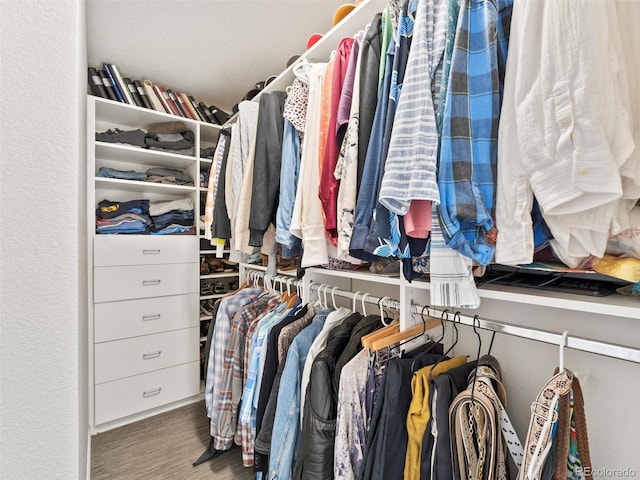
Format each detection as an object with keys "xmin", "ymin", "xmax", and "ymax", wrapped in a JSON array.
[{"xmin": 0, "ymin": 1, "xmax": 87, "ymax": 479}]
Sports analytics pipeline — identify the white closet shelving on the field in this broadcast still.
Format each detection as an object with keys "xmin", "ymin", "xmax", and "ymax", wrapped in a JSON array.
[{"xmin": 87, "ymin": 96, "xmax": 221, "ymax": 432}]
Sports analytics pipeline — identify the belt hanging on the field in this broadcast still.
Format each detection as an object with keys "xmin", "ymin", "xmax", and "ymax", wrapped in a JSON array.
[{"xmin": 518, "ymin": 369, "xmax": 574, "ymax": 480}]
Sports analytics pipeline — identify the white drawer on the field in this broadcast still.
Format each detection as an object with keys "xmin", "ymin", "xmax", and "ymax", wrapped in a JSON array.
[
  {"xmin": 94, "ymin": 235, "xmax": 197, "ymax": 267},
  {"xmin": 94, "ymin": 294, "xmax": 198, "ymax": 343},
  {"xmin": 94, "ymin": 327, "xmax": 199, "ymax": 384},
  {"xmin": 94, "ymin": 361, "xmax": 199, "ymax": 425},
  {"xmin": 94, "ymin": 263, "xmax": 197, "ymax": 302}
]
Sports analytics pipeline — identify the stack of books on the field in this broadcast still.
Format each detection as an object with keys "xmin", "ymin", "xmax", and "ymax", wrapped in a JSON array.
[{"xmin": 88, "ymin": 62, "xmax": 230, "ymax": 125}]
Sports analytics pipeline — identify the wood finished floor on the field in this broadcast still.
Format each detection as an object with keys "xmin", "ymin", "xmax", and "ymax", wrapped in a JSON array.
[{"xmin": 91, "ymin": 401, "xmax": 255, "ymax": 480}]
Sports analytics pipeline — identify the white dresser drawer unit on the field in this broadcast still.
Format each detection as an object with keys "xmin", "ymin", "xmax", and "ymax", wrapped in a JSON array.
[
  {"xmin": 94, "ymin": 263, "xmax": 197, "ymax": 303},
  {"xmin": 94, "ymin": 293, "xmax": 198, "ymax": 343},
  {"xmin": 94, "ymin": 327, "xmax": 199, "ymax": 384},
  {"xmin": 94, "ymin": 361, "xmax": 200, "ymax": 425},
  {"xmin": 94, "ymin": 235, "xmax": 198, "ymax": 267}
]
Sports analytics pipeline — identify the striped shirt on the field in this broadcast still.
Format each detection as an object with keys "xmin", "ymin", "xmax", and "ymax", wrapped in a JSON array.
[
  {"xmin": 379, "ymin": 0, "xmax": 448, "ymax": 216},
  {"xmin": 437, "ymin": 0, "xmax": 513, "ymax": 265}
]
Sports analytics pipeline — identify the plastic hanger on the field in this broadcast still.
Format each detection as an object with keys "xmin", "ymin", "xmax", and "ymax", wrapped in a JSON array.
[
  {"xmin": 292, "ymin": 58, "xmax": 313, "ymax": 84},
  {"xmin": 352, "ymin": 291, "xmax": 362, "ymax": 313},
  {"xmin": 527, "ymin": 330, "xmax": 570, "ymax": 479},
  {"xmin": 331, "ymin": 286, "xmax": 339, "ymax": 309},
  {"xmin": 559, "ymin": 330, "xmax": 569, "ymax": 372},
  {"xmin": 379, "ymin": 297, "xmax": 392, "ymax": 326}
]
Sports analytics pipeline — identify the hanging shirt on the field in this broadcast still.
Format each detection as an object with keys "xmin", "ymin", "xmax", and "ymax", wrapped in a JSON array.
[
  {"xmin": 335, "ymin": 31, "xmax": 365, "ymax": 261},
  {"xmin": 334, "ymin": 349, "xmax": 370, "ymax": 480},
  {"xmin": 437, "ymin": 0, "xmax": 513, "ymax": 266},
  {"xmin": 379, "ymin": 0, "xmax": 448, "ymax": 217},
  {"xmin": 211, "ymin": 294, "xmax": 274, "ymax": 450},
  {"xmin": 229, "ymin": 101, "xmax": 260, "ymax": 262},
  {"xmin": 204, "ymin": 288, "xmax": 262, "ymax": 426},
  {"xmin": 319, "ymin": 37, "xmax": 355, "ymax": 245},
  {"xmin": 289, "ymin": 62, "xmax": 332, "ymax": 267},
  {"xmin": 349, "ymin": 30, "xmax": 395, "ymax": 262},
  {"xmin": 495, "ymin": 0, "xmax": 639, "ymax": 267}
]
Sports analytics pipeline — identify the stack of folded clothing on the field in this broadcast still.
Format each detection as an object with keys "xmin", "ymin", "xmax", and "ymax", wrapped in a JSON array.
[
  {"xmin": 95, "ymin": 128, "xmax": 146, "ymax": 148},
  {"xmin": 145, "ymin": 121, "xmax": 195, "ymax": 156},
  {"xmin": 145, "ymin": 167, "xmax": 193, "ymax": 185},
  {"xmin": 95, "ymin": 199, "xmax": 151, "ymax": 234},
  {"xmin": 149, "ymin": 198, "xmax": 195, "ymax": 235},
  {"xmin": 95, "ymin": 121, "xmax": 196, "ymax": 157},
  {"xmin": 96, "ymin": 166, "xmax": 193, "ymax": 186}
]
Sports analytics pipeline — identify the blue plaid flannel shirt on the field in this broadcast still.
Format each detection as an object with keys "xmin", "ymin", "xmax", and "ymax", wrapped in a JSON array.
[{"xmin": 437, "ymin": 0, "xmax": 513, "ymax": 265}]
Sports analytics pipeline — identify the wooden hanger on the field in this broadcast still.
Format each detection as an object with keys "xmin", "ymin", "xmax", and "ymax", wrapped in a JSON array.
[
  {"xmin": 361, "ymin": 321, "xmax": 400, "ymax": 349},
  {"xmin": 369, "ymin": 318, "xmax": 441, "ymax": 352}
]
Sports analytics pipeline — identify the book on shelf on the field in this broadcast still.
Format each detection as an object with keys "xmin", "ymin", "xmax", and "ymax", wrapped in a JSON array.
[
  {"xmin": 108, "ymin": 63, "xmax": 135, "ymax": 104},
  {"xmin": 177, "ymin": 91, "xmax": 199, "ymax": 120},
  {"xmin": 159, "ymin": 87, "xmax": 181, "ymax": 117},
  {"xmin": 124, "ymin": 77, "xmax": 144, "ymax": 107},
  {"xmin": 143, "ymin": 80, "xmax": 167, "ymax": 112},
  {"xmin": 102, "ymin": 63, "xmax": 127, "ymax": 103},
  {"xmin": 167, "ymin": 89, "xmax": 188, "ymax": 118},
  {"xmin": 88, "ymin": 67, "xmax": 108, "ymax": 99},
  {"xmin": 189, "ymin": 96, "xmax": 209, "ymax": 122},
  {"xmin": 199, "ymin": 102, "xmax": 216, "ymax": 123},
  {"xmin": 134, "ymin": 80, "xmax": 153, "ymax": 110},
  {"xmin": 153, "ymin": 84, "xmax": 173, "ymax": 114},
  {"xmin": 98, "ymin": 69, "xmax": 118, "ymax": 101}
]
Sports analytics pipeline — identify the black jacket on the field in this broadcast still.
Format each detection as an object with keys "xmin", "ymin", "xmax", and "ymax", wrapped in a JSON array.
[
  {"xmin": 294, "ymin": 313, "xmax": 362, "ymax": 480},
  {"xmin": 248, "ymin": 91, "xmax": 287, "ymax": 247}
]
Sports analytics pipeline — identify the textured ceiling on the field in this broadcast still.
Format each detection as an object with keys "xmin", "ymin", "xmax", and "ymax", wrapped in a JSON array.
[{"xmin": 87, "ymin": 0, "xmax": 346, "ymax": 113}]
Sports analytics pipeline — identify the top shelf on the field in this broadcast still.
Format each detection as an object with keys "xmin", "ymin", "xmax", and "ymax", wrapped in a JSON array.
[{"xmin": 92, "ymin": 96, "xmax": 223, "ymax": 132}]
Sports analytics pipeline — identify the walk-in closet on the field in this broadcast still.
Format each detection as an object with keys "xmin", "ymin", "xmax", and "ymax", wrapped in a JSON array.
[{"xmin": 1, "ymin": 0, "xmax": 640, "ymax": 479}]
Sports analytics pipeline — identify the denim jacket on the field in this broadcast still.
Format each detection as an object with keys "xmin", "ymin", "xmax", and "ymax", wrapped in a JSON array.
[{"xmin": 268, "ymin": 310, "xmax": 331, "ymax": 480}]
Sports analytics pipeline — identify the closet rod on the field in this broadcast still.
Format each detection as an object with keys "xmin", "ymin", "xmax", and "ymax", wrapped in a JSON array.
[
  {"xmin": 243, "ymin": 268, "xmax": 640, "ymax": 364},
  {"xmin": 244, "ymin": 269, "xmax": 401, "ymax": 310},
  {"xmin": 410, "ymin": 304, "xmax": 640, "ymax": 365}
]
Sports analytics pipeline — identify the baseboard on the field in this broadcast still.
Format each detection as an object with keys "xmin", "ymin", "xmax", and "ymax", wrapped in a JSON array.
[{"xmin": 92, "ymin": 394, "xmax": 203, "ymax": 434}]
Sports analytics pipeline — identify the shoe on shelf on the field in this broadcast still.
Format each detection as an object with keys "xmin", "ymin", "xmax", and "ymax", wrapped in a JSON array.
[
  {"xmin": 213, "ymin": 282, "xmax": 226, "ymax": 295},
  {"xmin": 200, "ymin": 300, "xmax": 212, "ymax": 316},
  {"xmin": 200, "ymin": 319, "xmax": 211, "ymax": 337},
  {"xmin": 229, "ymin": 280, "xmax": 239, "ymax": 292},
  {"xmin": 200, "ymin": 258, "xmax": 210, "ymax": 275},
  {"xmin": 201, "ymin": 283, "xmax": 214, "ymax": 296}
]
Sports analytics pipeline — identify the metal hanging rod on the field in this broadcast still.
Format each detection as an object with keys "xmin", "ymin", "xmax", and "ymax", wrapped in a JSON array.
[
  {"xmin": 243, "ymin": 268, "xmax": 640, "ymax": 365},
  {"xmin": 243, "ymin": 269, "xmax": 402, "ymax": 310},
  {"xmin": 409, "ymin": 304, "xmax": 640, "ymax": 365}
]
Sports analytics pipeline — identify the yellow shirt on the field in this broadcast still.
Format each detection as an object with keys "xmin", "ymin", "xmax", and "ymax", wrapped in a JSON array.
[{"xmin": 404, "ymin": 355, "xmax": 467, "ymax": 480}]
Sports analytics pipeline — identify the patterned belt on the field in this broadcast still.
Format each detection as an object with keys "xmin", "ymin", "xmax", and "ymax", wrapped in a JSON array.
[
  {"xmin": 449, "ymin": 359, "xmax": 522, "ymax": 480},
  {"xmin": 518, "ymin": 369, "xmax": 574, "ymax": 480},
  {"xmin": 551, "ymin": 374, "xmax": 593, "ymax": 480}
]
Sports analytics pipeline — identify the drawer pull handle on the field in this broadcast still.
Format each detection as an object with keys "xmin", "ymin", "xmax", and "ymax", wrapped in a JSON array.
[
  {"xmin": 142, "ymin": 280, "xmax": 161, "ymax": 286},
  {"xmin": 142, "ymin": 249, "xmax": 161, "ymax": 255},
  {"xmin": 142, "ymin": 350, "xmax": 162, "ymax": 359},
  {"xmin": 142, "ymin": 387, "xmax": 162, "ymax": 398},
  {"xmin": 142, "ymin": 314, "xmax": 161, "ymax": 321}
]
